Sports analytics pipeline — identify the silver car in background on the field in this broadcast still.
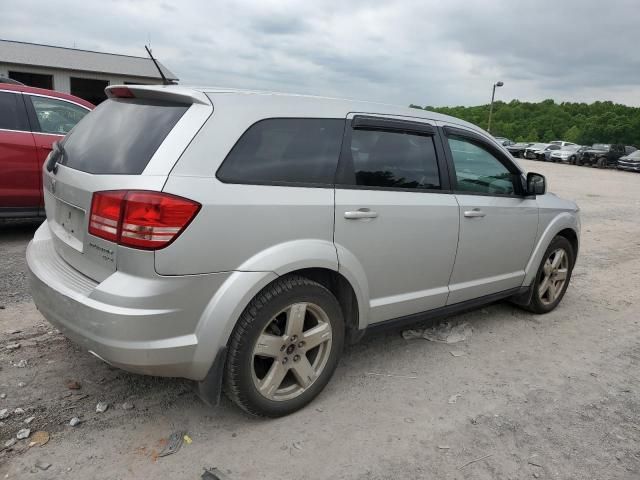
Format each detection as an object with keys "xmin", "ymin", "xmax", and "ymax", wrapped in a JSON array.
[
  {"xmin": 27, "ymin": 85, "xmax": 580, "ymax": 417},
  {"xmin": 550, "ymin": 144, "xmax": 581, "ymax": 163}
]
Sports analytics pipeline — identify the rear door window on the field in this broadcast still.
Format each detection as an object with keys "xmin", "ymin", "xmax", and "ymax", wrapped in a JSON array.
[
  {"xmin": 338, "ymin": 128, "xmax": 441, "ymax": 190},
  {"xmin": 60, "ymin": 98, "xmax": 189, "ymax": 174},
  {"xmin": 217, "ymin": 118, "xmax": 345, "ymax": 185},
  {"xmin": 0, "ymin": 91, "xmax": 29, "ymax": 131},
  {"xmin": 27, "ymin": 96, "xmax": 89, "ymax": 135}
]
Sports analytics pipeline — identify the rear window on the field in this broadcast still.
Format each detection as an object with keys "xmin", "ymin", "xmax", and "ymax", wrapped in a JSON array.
[
  {"xmin": 60, "ymin": 98, "xmax": 189, "ymax": 174},
  {"xmin": 217, "ymin": 118, "xmax": 345, "ymax": 185}
]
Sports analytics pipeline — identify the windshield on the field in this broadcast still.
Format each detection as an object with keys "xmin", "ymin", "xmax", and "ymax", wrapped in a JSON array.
[
  {"xmin": 60, "ymin": 98, "xmax": 189, "ymax": 174},
  {"xmin": 592, "ymin": 144, "xmax": 610, "ymax": 150},
  {"xmin": 529, "ymin": 143, "xmax": 548, "ymax": 149},
  {"xmin": 626, "ymin": 150, "xmax": 640, "ymax": 159}
]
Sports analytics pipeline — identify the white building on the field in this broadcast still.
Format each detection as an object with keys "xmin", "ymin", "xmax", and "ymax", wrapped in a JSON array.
[{"xmin": 0, "ymin": 39, "xmax": 178, "ymax": 104}]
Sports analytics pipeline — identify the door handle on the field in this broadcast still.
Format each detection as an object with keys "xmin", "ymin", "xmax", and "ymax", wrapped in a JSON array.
[
  {"xmin": 464, "ymin": 208, "xmax": 486, "ymax": 218},
  {"xmin": 344, "ymin": 209, "xmax": 378, "ymax": 219}
]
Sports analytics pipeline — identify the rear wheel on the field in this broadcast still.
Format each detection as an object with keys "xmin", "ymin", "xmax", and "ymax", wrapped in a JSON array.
[
  {"xmin": 224, "ymin": 275, "xmax": 344, "ymax": 417},
  {"xmin": 524, "ymin": 236, "xmax": 574, "ymax": 314}
]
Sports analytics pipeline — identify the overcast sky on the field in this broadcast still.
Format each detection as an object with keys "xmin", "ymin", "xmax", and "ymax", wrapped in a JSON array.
[{"xmin": 2, "ymin": 0, "xmax": 639, "ymax": 107}]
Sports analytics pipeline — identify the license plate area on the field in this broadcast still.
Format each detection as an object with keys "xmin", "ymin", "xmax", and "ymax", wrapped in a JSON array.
[{"xmin": 51, "ymin": 198, "xmax": 85, "ymax": 252}]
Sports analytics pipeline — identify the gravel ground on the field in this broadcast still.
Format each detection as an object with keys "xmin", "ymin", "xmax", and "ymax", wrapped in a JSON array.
[{"xmin": 1, "ymin": 160, "xmax": 639, "ymax": 479}]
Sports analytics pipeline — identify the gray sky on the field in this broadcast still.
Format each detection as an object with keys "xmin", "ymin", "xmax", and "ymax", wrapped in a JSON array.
[{"xmin": 2, "ymin": 0, "xmax": 639, "ymax": 107}]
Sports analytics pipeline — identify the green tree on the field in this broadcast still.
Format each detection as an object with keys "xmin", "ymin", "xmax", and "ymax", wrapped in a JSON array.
[
  {"xmin": 411, "ymin": 99, "xmax": 640, "ymax": 146},
  {"xmin": 563, "ymin": 125, "xmax": 582, "ymax": 143}
]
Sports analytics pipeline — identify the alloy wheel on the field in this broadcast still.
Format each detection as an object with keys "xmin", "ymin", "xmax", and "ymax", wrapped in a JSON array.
[
  {"xmin": 538, "ymin": 248, "xmax": 569, "ymax": 305},
  {"xmin": 251, "ymin": 302, "xmax": 333, "ymax": 401}
]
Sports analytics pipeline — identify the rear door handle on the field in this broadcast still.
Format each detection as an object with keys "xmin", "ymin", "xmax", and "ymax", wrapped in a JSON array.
[
  {"xmin": 344, "ymin": 209, "xmax": 378, "ymax": 219},
  {"xmin": 464, "ymin": 208, "xmax": 486, "ymax": 218}
]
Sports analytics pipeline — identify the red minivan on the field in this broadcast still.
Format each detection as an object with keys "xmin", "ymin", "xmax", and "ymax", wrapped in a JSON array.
[{"xmin": 0, "ymin": 84, "xmax": 94, "ymax": 218}]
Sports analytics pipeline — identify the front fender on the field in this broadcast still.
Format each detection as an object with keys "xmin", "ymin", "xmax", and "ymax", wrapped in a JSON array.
[{"xmin": 523, "ymin": 211, "xmax": 580, "ymax": 286}]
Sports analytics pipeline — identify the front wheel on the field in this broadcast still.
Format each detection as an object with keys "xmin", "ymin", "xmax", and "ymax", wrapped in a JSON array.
[
  {"xmin": 524, "ymin": 236, "xmax": 574, "ymax": 314},
  {"xmin": 597, "ymin": 157, "xmax": 607, "ymax": 168},
  {"xmin": 224, "ymin": 275, "xmax": 344, "ymax": 417}
]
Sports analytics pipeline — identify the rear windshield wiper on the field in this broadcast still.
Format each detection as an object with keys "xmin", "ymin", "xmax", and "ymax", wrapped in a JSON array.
[{"xmin": 46, "ymin": 141, "xmax": 65, "ymax": 173}]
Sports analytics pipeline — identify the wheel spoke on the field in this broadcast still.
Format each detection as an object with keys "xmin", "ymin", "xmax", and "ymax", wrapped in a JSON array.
[
  {"xmin": 538, "ymin": 276, "xmax": 550, "ymax": 298},
  {"xmin": 555, "ymin": 268, "xmax": 568, "ymax": 281},
  {"xmin": 258, "ymin": 361, "xmax": 288, "ymax": 399},
  {"xmin": 254, "ymin": 333, "xmax": 283, "ymax": 358},
  {"xmin": 291, "ymin": 355, "xmax": 316, "ymax": 388},
  {"xmin": 547, "ymin": 280, "xmax": 557, "ymax": 301},
  {"xmin": 302, "ymin": 322, "xmax": 332, "ymax": 351},
  {"xmin": 285, "ymin": 303, "xmax": 307, "ymax": 337},
  {"xmin": 544, "ymin": 259, "xmax": 553, "ymax": 275},
  {"xmin": 551, "ymin": 249, "xmax": 565, "ymax": 269}
]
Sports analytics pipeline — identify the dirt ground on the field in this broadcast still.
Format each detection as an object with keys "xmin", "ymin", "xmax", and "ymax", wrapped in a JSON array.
[{"xmin": 1, "ymin": 160, "xmax": 639, "ymax": 479}]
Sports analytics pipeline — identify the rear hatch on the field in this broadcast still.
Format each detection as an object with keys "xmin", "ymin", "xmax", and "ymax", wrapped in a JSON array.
[{"xmin": 42, "ymin": 86, "xmax": 213, "ymax": 281}]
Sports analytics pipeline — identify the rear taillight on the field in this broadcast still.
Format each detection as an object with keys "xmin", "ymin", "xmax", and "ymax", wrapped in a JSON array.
[{"xmin": 89, "ymin": 190, "xmax": 200, "ymax": 250}]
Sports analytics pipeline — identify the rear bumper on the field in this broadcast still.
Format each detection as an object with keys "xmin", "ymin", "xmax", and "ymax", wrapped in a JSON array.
[{"xmin": 26, "ymin": 223, "xmax": 231, "ymax": 380}]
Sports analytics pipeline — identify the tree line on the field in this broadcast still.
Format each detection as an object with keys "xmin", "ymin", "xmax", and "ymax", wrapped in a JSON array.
[{"xmin": 409, "ymin": 99, "xmax": 640, "ymax": 146}]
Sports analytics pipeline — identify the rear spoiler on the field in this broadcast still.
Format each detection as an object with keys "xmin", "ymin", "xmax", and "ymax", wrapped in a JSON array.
[{"xmin": 105, "ymin": 85, "xmax": 211, "ymax": 106}]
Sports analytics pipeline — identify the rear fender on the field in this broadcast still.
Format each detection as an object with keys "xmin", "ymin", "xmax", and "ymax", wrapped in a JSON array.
[{"xmin": 191, "ymin": 239, "xmax": 369, "ymax": 378}]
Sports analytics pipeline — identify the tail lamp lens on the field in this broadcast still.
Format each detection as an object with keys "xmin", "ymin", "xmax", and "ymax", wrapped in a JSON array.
[{"xmin": 88, "ymin": 190, "xmax": 200, "ymax": 250}]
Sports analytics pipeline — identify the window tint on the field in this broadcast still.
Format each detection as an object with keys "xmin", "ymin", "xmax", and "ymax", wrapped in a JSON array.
[
  {"xmin": 217, "ymin": 118, "xmax": 344, "ymax": 185},
  {"xmin": 60, "ymin": 98, "xmax": 188, "ymax": 174},
  {"xmin": 339, "ymin": 128, "xmax": 440, "ymax": 190},
  {"xmin": 0, "ymin": 92, "xmax": 29, "ymax": 131},
  {"xmin": 448, "ymin": 136, "xmax": 517, "ymax": 195},
  {"xmin": 29, "ymin": 96, "xmax": 89, "ymax": 135}
]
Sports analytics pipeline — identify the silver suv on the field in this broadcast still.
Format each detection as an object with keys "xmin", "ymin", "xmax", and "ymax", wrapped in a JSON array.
[{"xmin": 27, "ymin": 85, "xmax": 580, "ymax": 417}]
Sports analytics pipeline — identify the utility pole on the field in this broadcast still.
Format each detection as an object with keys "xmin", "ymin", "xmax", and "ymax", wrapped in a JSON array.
[{"xmin": 487, "ymin": 81, "xmax": 504, "ymax": 134}]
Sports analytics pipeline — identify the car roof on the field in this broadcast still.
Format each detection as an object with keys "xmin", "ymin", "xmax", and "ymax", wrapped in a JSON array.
[
  {"xmin": 114, "ymin": 84, "xmax": 487, "ymax": 136},
  {"xmin": 0, "ymin": 83, "xmax": 94, "ymax": 109}
]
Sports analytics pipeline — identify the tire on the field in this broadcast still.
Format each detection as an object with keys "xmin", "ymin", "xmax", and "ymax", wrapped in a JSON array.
[
  {"xmin": 224, "ymin": 275, "xmax": 344, "ymax": 417},
  {"xmin": 524, "ymin": 236, "xmax": 574, "ymax": 314},
  {"xmin": 597, "ymin": 157, "xmax": 606, "ymax": 169},
  {"xmin": 569, "ymin": 156, "xmax": 576, "ymax": 165}
]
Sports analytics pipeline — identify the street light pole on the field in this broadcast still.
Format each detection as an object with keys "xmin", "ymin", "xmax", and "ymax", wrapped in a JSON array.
[{"xmin": 487, "ymin": 81, "xmax": 504, "ymax": 134}]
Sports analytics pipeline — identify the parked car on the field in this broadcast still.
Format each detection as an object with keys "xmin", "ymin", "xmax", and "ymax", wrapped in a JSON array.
[
  {"xmin": 550, "ymin": 144, "xmax": 581, "ymax": 163},
  {"xmin": 506, "ymin": 142, "xmax": 533, "ymax": 158},
  {"xmin": 27, "ymin": 85, "xmax": 580, "ymax": 417},
  {"xmin": 570, "ymin": 146, "xmax": 590, "ymax": 164},
  {"xmin": 493, "ymin": 136, "xmax": 514, "ymax": 146},
  {"xmin": 617, "ymin": 149, "xmax": 640, "ymax": 172},
  {"xmin": 578, "ymin": 144, "xmax": 627, "ymax": 168},
  {"xmin": 536, "ymin": 144, "xmax": 562, "ymax": 161},
  {"xmin": 0, "ymin": 84, "xmax": 93, "ymax": 218},
  {"xmin": 524, "ymin": 143, "xmax": 550, "ymax": 159},
  {"xmin": 549, "ymin": 140, "xmax": 577, "ymax": 148}
]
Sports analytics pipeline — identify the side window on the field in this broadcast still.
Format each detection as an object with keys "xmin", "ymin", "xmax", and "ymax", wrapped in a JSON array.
[
  {"xmin": 217, "ymin": 118, "xmax": 344, "ymax": 185},
  {"xmin": 28, "ymin": 96, "xmax": 89, "ymax": 135},
  {"xmin": 447, "ymin": 136, "xmax": 518, "ymax": 195},
  {"xmin": 0, "ymin": 92, "xmax": 29, "ymax": 131},
  {"xmin": 339, "ymin": 128, "xmax": 441, "ymax": 190}
]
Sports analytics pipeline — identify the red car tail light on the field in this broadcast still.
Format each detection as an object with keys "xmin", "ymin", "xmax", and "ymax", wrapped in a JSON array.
[
  {"xmin": 88, "ymin": 191, "xmax": 200, "ymax": 250},
  {"xmin": 89, "ymin": 191, "xmax": 126, "ymax": 243}
]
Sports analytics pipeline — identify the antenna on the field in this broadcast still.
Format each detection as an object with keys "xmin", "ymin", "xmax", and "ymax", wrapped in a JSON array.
[{"xmin": 144, "ymin": 45, "xmax": 175, "ymax": 85}]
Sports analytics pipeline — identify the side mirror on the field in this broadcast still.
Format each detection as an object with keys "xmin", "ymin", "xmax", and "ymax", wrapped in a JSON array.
[{"xmin": 526, "ymin": 172, "xmax": 546, "ymax": 196}]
